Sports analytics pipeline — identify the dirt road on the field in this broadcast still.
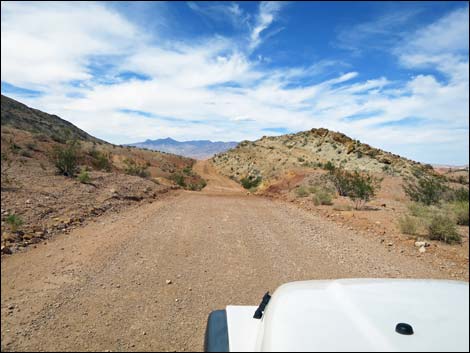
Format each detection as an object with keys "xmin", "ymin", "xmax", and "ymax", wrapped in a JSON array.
[{"xmin": 0, "ymin": 161, "xmax": 455, "ymax": 351}]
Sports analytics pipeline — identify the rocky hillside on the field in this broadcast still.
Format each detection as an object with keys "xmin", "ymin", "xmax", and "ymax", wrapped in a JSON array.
[
  {"xmin": 1, "ymin": 95, "xmax": 102, "ymax": 143},
  {"xmin": 212, "ymin": 128, "xmax": 422, "ymax": 184},
  {"xmin": 129, "ymin": 138, "xmax": 238, "ymax": 159},
  {"xmin": 1, "ymin": 95, "xmax": 206, "ymax": 254}
]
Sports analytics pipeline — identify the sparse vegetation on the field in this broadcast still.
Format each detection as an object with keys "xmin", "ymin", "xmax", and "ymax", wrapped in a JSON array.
[
  {"xmin": 52, "ymin": 140, "xmax": 81, "ymax": 177},
  {"xmin": 240, "ymin": 176, "xmax": 262, "ymax": 189},
  {"xmin": 311, "ymin": 188, "xmax": 334, "ymax": 206},
  {"xmin": 89, "ymin": 148, "xmax": 112, "ymax": 171},
  {"xmin": 398, "ymin": 215, "xmax": 420, "ymax": 235},
  {"xmin": 428, "ymin": 214, "xmax": 461, "ymax": 244},
  {"xmin": 295, "ymin": 186, "xmax": 309, "ymax": 197},
  {"xmin": 449, "ymin": 201, "xmax": 469, "ymax": 226},
  {"xmin": 77, "ymin": 169, "xmax": 91, "ymax": 184},
  {"xmin": 123, "ymin": 158, "xmax": 150, "ymax": 178},
  {"xmin": 328, "ymin": 166, "xmax": 382, "ymax": 209},
  {"xmin": 6, "ymin": 214, "xmax": 23, "ymax": 232},
  {"xmin": 171, "ymin": 173, "xmax": 186, "ymax": 187},
  {"xmin": 403, "ymin": 167, "xmax": 448, "ymax": 205}
]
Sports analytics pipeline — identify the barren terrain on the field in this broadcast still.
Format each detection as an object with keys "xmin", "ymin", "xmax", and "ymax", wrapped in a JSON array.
[{"xmin": 2, "ymin": 160, "xmax": 467, "ymax": 352}]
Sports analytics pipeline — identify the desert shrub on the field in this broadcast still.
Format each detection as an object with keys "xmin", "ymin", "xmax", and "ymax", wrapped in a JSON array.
[
  {"xmin": 347, "ymin": 171, "xmax": 382, "ymax": 209},
  {"xmin": 297, "ymin": 157, "xmax": 305, "ymax": 162},
  {"xmin": 188, "ymin": 180, "xmax": 206, "ymax": 191},
  {"xmin": 171, "ymin": 173, "xmax": 186, "ymax": 187},
  {"xmin": 6, "ymin": 214, "xmax": 23, "ymax": 232},
  {"xmin": 398, "ymin": 215, "xmax": 420, "ymax": 235},
  {"xmin": 312, "ymin": 189, "xmax": 334, "ymax": 206},
  {"xmin": 89, "ymin": 148, "xmax": 112, "ymax": 171},
  {"xmin": 428, "ymin": 214, "xmax": 461, "ymax": 244},
  {"xmin": 296, "ymin": 186, "xmax": 309, "ymax": 197},
  {"xmin": 52, "ymin": 140, "xmax": 81, "ymax": 177},
  {"xmin": 407, "ymin": 202, "xmax": 436, "ymax": 219},
  {"xmin": 403, "ymin": 167, "xmax": 448, "ymax": 205},
  {"xmin": 183, "ymin": 166, "xmax": 193, "ymax": 176},
  {"xmin": 328, "ymin": 168, "xmax": 381, "ymax": 209},
  {"xmin": 77, "ymin": 169, "xmax": 91, "ymax": 184},
  {"xmin": 240, "ymin": 176, "xmax": 262, "ymax": 189},
  {"xmin": 123, "ymin": 158, "xmax": 150, "ymax": 178},
  {"xmin": 450, "ymin": 187, "xmax": 469, "ymax": 202},
  {"xmin": 449, "ymin": 201, "xmax": 469, "ymax": 226},
  {"xmin": 323, "ymin": 161, "xmax": 335, "ymax": 172}
]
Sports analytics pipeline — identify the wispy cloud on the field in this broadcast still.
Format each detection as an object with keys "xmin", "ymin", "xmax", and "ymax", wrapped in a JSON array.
[
  {"xmin": 249, "ymin": 1, "xmax": 285, "ymax": 50},
  {"xmin": 187, "ymin": 2, "xmax": 250, "ymax": 29}
]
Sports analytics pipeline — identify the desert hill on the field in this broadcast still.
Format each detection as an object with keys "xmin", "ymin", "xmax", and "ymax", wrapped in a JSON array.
[{"xmin": 212, "ymin": 128, "xmax": 422, "ymax": 184}]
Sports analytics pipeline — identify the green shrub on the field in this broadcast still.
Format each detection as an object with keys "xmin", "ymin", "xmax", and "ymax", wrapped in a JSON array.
[
  {"xmin": 451, "ymin": 187, "xmax": 469, "ymax": 202},
  {"xmin": 328, "ymin": 167, "xmax": 382, "ymax": 209},
  {"xmin": 6, "ymin": 214, "xmax": 23, "ymax": 232},
  {"xmin": 240, "ymin": 176, "xmax": 262, "ymax": 189},
  {"xmin": 183, "ymin": 166, "xmax": 193, "ymax": 176},
  {"xmin": 296, "ymin": 186, "xmax": 309, "ymax": 197},
  {"xmin": 89, "ymin": 148, "xmax": 112, "ymax": 171},
  {"xmin": 403, "ymin": 167, "xmax": 448, "ymax": 205},
  {"xmin": 171, "ymin": 173, "xmax": 186, "ymax": 187},
  {"xmin": 312, "ymin": 189, "xmax": 334, "ymax": 206},
  {"xmin": 123, "ymin": 158, "xmax": 150, "ymax": 178},
  {"xmin": 77, "ymin": 169, "xmax": 91, "ymax": 184},
  {"xmin": 347, "ymin": 171, "xmax": 382, "ymax": 209},
  {"xmin": 52, "ymin": 140, "xmax": 80, "ymax": 177},
  {"xmin": 398, "ymin": 215, "xmax": 420, "ymax": 235},
  {"xmin": 323, "ymin": 161, "xmax": 335, "ymax": 172},
  {"xmin": 428, "ymin": 214, "xmax": 461, "ymax": 244},
  {"xmin": 450, "ymin": 201, "xmax": 469, "ymax": 226}
]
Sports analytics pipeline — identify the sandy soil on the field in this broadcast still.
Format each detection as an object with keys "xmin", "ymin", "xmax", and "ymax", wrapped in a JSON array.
[{"xmin": 1, "ymin": 161, "xmax": 466, "ymax": 351}]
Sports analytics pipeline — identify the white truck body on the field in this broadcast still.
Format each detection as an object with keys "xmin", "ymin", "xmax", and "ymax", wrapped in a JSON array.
[{"xmin": 218, "ymin": 279, "xmax": 469, "ymax": 352}]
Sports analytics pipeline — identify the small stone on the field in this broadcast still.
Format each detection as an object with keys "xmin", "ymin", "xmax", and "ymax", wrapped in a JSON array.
[
  {"xmin": 387, "ymin": 242, "xmax": 393, "ymax": 246},
  {"xmin": 166, "ymin": 280, "xmax": 172, "ymax": 285},
  {"xmin": 1, "ymin": 246, "xmax": 12, "ymax": 255},
  {"xmin": 419, "ymin": 246, "xmax": 426, "ymax": 253},
  {"xmin": 8, "ymin": 304, "xmax": 15, "ymax": 310},
  {"xmin": 116, "ymin": 284, "xmax": 121, "ymax": 288},
  {"xmin": 175, "ymin": 298, "xmax": 179, "ymax": 302},
  {"xmin": 415, "ymin": 241, "xmax": 428, "ymax": 247},
  {"xmin": 25, "ymin": 199, "xmax": 31, "ymax": 204}
]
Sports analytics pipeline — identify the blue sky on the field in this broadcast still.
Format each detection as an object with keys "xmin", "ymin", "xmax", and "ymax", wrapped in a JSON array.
[{"xmin": 1, "ymin": 1, "xmax": 469, "ymax": 164}]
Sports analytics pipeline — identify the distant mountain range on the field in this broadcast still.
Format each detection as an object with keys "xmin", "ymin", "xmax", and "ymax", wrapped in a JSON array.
[{"xmin": 128, "ymin": 138, "xmax": 238, "ymax": 159}]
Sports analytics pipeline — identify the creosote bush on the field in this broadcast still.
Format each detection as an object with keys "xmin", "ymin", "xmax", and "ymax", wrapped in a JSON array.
[
  {"xmin": 52, "ymin": 140, "xmax": 81, "ymax": 177},
  {"xmin": 328, "ymin": 166, "xmax": 382, "ymax": 209},
  {"xmin": 403, "ymin": 167, "xmax": 448, "ymax": 205},
  {"xmin": 428, "ymin": 214, "xmax": 461, "ymax": 244},
  {"xmin": 398, "ymin": 215, "xmax": 420, "ymax": 235},
  {"xmin": 240, "ymin": 176, "xmax": 262, "ymax": 189},
  {"xmin": 123, "ymin": 158, "xmax": 150, "ymax": 178}
]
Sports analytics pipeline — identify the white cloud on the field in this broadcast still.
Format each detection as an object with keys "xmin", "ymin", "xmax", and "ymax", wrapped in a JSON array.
[
  {"xmin": 249, "ymin": 1, "xmax": 284, "ymax": 50},
  {"xmin": 1, "ymin": 1, "xmax": 138, "ymax": 88}
]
